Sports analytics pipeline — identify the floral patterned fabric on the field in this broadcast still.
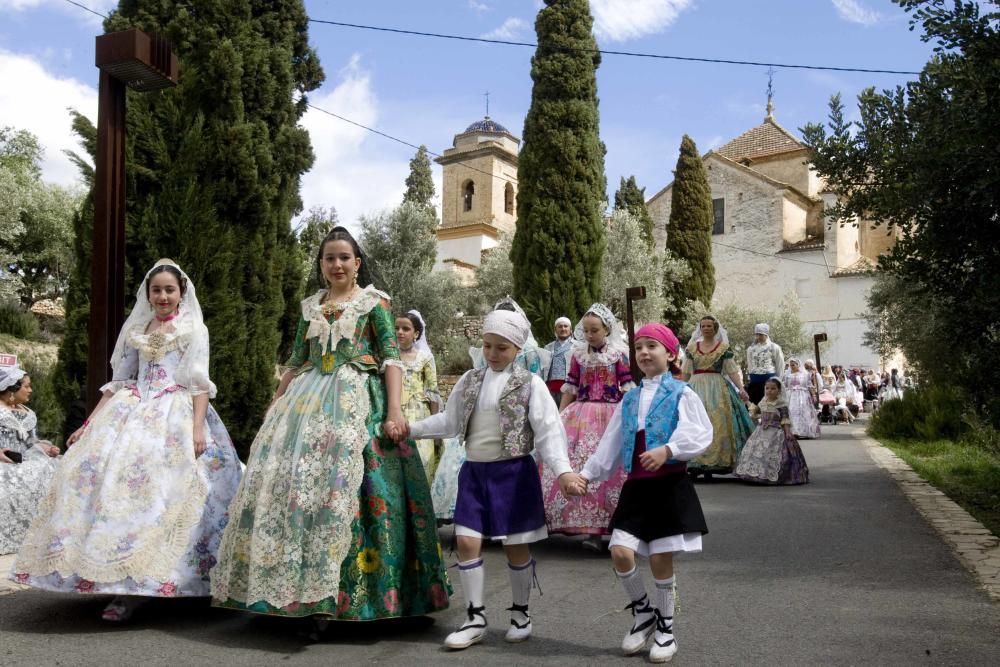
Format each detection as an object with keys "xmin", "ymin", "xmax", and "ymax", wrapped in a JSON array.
[
  {"xmin": 734, "ymin": 405, "xmax": 810, "ymax": 485},
  {"xmin": 0, "ymin": 407, "xmax": 58, "ymax": 555},
  {"xmin": 210, "ymin": 286, "xmax": 449, "ymax": 618},
  {"xmin": 783, "ymin": 370, "xmax": 821, "ymax": 439},
  {"xmin": 401, "ymin": 349, "xmax": 442, "ymax": 484},
  {"xmin": 12, "ymin": 329, "xmax": 242, "ymax": 596},
  {"xmin": 682, "ymin": 341, "xmax": 754, "ymax": 475},
  {"xmin": 540, "ymin": 347, "xmax": 631, "ymax": 535}
]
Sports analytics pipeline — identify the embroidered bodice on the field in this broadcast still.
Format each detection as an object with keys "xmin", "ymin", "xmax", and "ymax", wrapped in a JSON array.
[
  {"xmin": 286, "ymin": 287, "xmax": 401, "ymax": 376},
  {"xmin": 564, "ymin": 346, "xmax": 633, "ymax": 403},
  {"xmin": 400, "ymin": 349, "xmax": 441, "ymax": 410},
  {"xmin": 682, "ymin": 340, "xmax": 739, "ymax": 375},
  {"xmin": 785, "ymin": 370, "xmax": 812, "ymax": 392},
  {"xmin": 102, "ymin": 327, "xmax": 195, "ymax": 401},
  {"xmin": 0, "ymin": 407, "xmax": 37, "ymax": 453},
  {"xmin": 758, "ymin": 403, "xmax": 791, "ymax": 429}
]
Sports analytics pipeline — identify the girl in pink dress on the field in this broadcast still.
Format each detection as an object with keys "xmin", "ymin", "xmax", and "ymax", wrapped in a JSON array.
[{"xmin": 539, "ymin": 304, "xmax": 633, "ymax": 551}]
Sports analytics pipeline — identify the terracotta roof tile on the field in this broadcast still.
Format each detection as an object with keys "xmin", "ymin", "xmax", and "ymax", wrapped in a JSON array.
[
  {"xmin": 716, "ymin": 117, "xmax": 806, "ymax": 162},
  {"xmin": 832, "ymin": 256, "xmax": 878, "ymax": 277}
]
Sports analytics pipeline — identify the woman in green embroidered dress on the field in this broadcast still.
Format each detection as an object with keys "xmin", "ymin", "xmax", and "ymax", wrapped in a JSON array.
[
  {"xmin": 211, "ymin": 228, "xmax": 450, "ymax": 620},
  {"xmin": 681, "ymin": 315, "xmax": 754, "ymax": 478}
]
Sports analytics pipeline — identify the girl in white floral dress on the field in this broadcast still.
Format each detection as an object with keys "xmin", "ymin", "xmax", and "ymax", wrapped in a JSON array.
[{"xmin": 11, "ymin": 260, "xmax": 242, "ymax": 622}]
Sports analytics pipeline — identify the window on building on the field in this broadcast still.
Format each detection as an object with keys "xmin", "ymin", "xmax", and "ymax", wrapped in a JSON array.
[
  {"xmin": 504, "ymin": 182, "xmax": 515, "ymax": 215},
  {"xmin": 463, "ymin": 180, "xmax": 475, "ymax": 212},
  {"xmin": 712, "ymin": 197, "xmax": 725, "ymax": 235}
]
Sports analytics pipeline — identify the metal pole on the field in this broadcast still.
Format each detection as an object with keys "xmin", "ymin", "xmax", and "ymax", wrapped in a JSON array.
[{"xmin": 625, "ymin": 286, "xmax": 646, "ymax": 381}]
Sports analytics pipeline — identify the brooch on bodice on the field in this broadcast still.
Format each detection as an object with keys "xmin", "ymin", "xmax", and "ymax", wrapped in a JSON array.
[
  {"xmin": 320, "ymin": 300, "xmax": 346, "ymax": 319},
  {"xmin": 145, "ymin": 330, "xmax": 169, "ymax": 361}
]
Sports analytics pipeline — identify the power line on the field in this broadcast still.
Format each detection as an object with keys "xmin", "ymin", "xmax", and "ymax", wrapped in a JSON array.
[
  {"xmin": 306, "ymin": 102, "xmax": 520, "ymax": 188},
  {"xmin": 307, "ymin": 18, "xmax": 921, "ymax": 76},
  {"xmin": 62, "ymin": 0, "xmax": 107, "ymax": 20}
]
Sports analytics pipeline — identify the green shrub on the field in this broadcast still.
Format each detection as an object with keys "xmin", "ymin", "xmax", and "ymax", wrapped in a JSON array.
[
  {"xmin": 961, "ymin": 412, "xmax": 1000, "ymax": 457},
  {"xmin": 869, "ymin": 385, "xmax": 966, "ymax": 441},
  {"xmin": 0, "ymin": 303, "xmax": 41, "ymax": 341},
  {"xmin": 436, "ymin": 335, "xmax": 473, "ymax": 376}
]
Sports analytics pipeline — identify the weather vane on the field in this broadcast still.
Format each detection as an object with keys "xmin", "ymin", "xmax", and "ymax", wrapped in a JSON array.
[
  {"xmin": 765, "ymin": 67, "xmax": 775, "ymax": 118},
  {"xmin": 484, "ymin": 90, "xmax": 490, "ymax": 117}
]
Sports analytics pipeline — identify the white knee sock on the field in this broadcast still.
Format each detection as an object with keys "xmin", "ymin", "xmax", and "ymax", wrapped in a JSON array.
[
  {"xmin": 508, "ymin": 558, "xmax": 535, "ymax": 625},
  {"xmin": 653, "ymin": 575, "xmax": 675, "ymax": 624},
  {"xmin": 457, "ymin": 558, "xmax": 485, "ymax": 624},
  {"xmin": 616, "ymin": 566, "xmax": 648, "ymax": 603}
]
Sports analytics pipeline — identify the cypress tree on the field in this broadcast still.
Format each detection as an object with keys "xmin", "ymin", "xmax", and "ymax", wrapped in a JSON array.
[
  {"xmin": 614, "ymin": 175, "xmax": 654, "ymax": 249},
  {"xmin": 402, "ymin": 145, "xmax": 435, "ymax": 214},
  {"xmin": 666, "ymin": 135, "xmax": 715, "ymax": 326},
  {"xmin": 56, "ymin": 1, "xmax": 324, "ymax": 455},
  {"xmin": 511, "ymin": 0, "xmax": 606, "ymax": 335}
]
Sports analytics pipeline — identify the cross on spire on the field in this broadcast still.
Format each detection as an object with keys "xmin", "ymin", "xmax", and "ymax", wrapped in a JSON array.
[
  {"xmin": 484, "ymin": 90, "xmax": 491, "ymax": 117},
  {"xmin": 765, "ymin": 67, "xmax": 775, "ymax": 119}
]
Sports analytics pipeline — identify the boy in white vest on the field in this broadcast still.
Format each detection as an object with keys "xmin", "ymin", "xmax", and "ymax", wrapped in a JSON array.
[{"xmin": 401, "ymin": 309, "xmax": 584, "ymax": 650}]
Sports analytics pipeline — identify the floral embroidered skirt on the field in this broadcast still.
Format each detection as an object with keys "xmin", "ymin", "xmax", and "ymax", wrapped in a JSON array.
[
  {"xmin": 787, "ymin": 387, "xmax": 822, "ymax": 439},
  {"xmin": 11, "ymin": 391, "xmax": 242, "ymax": 596},
  {"xmin": 540, "ymin": 400, "xmax": 624, "ymax": 535},
  {"xmin": 402, "ymin": 397, "xmax": 439, "ymax": 486},
  {"xmin": 0, "ymin": 445, "xmax": 57, "ymax": 556},
  {"xmin": 210, "ymin": 365, "xmax": 450, "ymax": 619},
  {"xmin": 734, "ymin": 427, "xmax": 810, "ymax": 485},
  {"xmin": 687, "ymin": 374, "xmax": 754, "ymax": 475}
]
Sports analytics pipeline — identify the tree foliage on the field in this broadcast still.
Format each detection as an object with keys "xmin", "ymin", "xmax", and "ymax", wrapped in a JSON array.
[
  {"xmin": 0, "ymin": 127, "xmax": 80, "ymax": 306},
  {"xmin": 683, "ymin": 294, "xmax": 812, "ymax": 367},
  {"xmin": 360, "ymin": 203, "xmax": 461, "ymax": 337},
  {"xmin": 474, "ymin": 230, "xmax": 515, "ymax": 313},
  {"xmin": 665, "ymin": 135, "xmax": 715, "ymax": 328},
  {"xmin": 613, "ymin": 175, "xmax": 654, "ymax": 249},
  {"xmin": 802, "ymin": 0, "xmax": 1000, "ymax": 419},
  {"xmin": 296, "ymin": 205, "xmax": 339, "ymax": 294},
  {"xmin": 50, "ymin": 2, "xmax": 325, "ymax": 451},
  {"xmin": 511, "ymin": 0, "xmax": 607, "ymax": 337},
  {"xmin": 601, "ymin": 210, "xmax": 689, "ymax": 325},
  {"xmin": 402, "ymin": 145, "xmax": 436, "ymax": 214}
]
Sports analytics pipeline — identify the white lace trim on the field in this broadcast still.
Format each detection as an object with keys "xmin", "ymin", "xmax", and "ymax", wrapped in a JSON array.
[
  {"xmin": 570, "ymin": 343, "xmax": 627, "ymax": 367},
  {"xmin": 0, "ymin": 406, "xmax": 35, "ymax": 442},
  {"xmin": 302, "ymin": 286, "xmax": 390, "ymax": 356}
]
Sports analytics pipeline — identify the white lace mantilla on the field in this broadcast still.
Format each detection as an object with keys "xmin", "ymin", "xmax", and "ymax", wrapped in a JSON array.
[
  {"xmin": 0, "ymin": 406, "xmax": 36, "ymax": 442},
  {"xmin": 302, "ymin": 286, "xmax": 390, "ymax": 356}
]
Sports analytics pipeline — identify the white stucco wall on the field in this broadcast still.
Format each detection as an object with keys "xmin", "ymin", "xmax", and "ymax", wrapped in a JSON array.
[{"xmin": 434, "ymin": 234, "xmax": 497, "ymax": 270}]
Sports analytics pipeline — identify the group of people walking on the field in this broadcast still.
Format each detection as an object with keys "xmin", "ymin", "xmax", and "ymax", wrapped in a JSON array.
[{"xmin": 2, "ymin": 226, "xmax": 819, "ymax": 663}]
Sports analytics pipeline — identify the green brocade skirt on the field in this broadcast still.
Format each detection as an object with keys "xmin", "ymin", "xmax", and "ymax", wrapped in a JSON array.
[
  {"xmin": 687, "ymin": 372, "xmax": 755, "ymax": 474},
  {"xmin": 210, "ymin": 363, "xmax": 451, "ymax": 619}
]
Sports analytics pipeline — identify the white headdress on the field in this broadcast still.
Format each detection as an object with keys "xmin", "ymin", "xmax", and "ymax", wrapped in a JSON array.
[
  {"xmin": 574, "ymin": 303, "xmax": 628, "ymax": 356},
  {"xmin": 554, "ymin": 316, "xmax": 572, "ymax": 328},
  {"xmin": 110, "ymin": 259, "xmax": 216, "ymax": 397},
  {"xmin": 754, "ymin": 322, "xmax": 770, "ymax": 336},
  {"xmin": 483, "ymin": 310, "xmax": 531, "ymax": 348},
  {"xmin": 407, "ymin": 309, "xmax": 432, "ymax": 355},
  {"xmin": 0, "ymin": 365, "xmax": 26, "ymax": 393},
  {"xmin": 493, "ymin": 296, "xmax": 540, "ymax": 349},
  {"xmin": 688, "ymin": 315, "xmax": 730, "ymax": 346}
]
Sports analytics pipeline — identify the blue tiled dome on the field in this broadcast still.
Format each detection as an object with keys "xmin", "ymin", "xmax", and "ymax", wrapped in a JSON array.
[{"xmin": 464, "ymin": 116, "xmax": 510, "ymax": 135}]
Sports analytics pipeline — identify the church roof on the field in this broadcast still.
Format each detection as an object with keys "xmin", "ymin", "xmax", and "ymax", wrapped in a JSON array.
[
  {"xmin": 832, "ymin": 256, "xmax": 878, "ymax": 277},
  {"xmin": 462, "ymin": 116, "xmax": 513, "ymax": 136},
  {"xmin": 715, "ymin": 116, "xmax": 806, "ymax": 162}
]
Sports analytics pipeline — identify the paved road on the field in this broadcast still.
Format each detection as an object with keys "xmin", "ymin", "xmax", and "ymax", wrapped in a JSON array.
[{"xmin": 2, "ymin": 421, "xmax": 998, "ymax": 666}]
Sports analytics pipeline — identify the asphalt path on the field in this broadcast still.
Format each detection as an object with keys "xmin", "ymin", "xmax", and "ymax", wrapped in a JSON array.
[{"xmin": 1, "ymin": 421, "xmax": 998, "ymax": 666}]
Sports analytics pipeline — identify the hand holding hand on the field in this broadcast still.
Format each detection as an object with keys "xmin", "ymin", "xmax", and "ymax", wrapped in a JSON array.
[
  {"xmin": 638, "ymin": 445, "xmax": 672, "ymax": 472},
  {"xmin": 558, "ymin": 472, "xmax": 587, "ymax": 497},
  {"xmin": 738, "ymin": 387, "xmax": 749, "ymax": 402}
]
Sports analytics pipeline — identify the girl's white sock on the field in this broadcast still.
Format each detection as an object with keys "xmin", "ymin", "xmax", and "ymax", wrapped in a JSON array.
[
  {"xmin": 616, "ymin": 565, "xmax": 647, "ymax": 603},
  {"xmin": 653, "ymin": 575, "xmax": 676, "ymax": 620}
]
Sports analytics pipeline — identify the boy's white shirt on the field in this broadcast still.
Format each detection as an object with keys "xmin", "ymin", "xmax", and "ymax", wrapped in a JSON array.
[
  {"xmin": 409, "ymin": 364, "xmax": 573, "ymax": 476},
  {"xmin": 581, "ymin": 371, "xmax": 714, "ymax": 483}
]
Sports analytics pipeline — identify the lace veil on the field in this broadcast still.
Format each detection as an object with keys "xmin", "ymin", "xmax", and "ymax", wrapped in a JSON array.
[{"xmin": 109, "ymin": 259, "xmax": 216, "ymax": 398}]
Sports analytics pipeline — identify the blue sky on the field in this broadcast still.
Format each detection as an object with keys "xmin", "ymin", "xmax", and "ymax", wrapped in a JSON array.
[{"xmin": 0, "ymin": 0, "xmax": 936, "ymax": 229}]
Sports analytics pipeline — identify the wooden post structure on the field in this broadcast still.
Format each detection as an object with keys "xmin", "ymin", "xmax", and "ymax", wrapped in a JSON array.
[
  {"xmin": 87, "ymin": 30, "xmax": 177, "ymax": 409},
  {"xmin": 813, "ymin": 332, "xmax": 828, "ymax": 373},
  {"xmin": 625, "ymin": 286, "xmax": 646, "ymax": 382}
]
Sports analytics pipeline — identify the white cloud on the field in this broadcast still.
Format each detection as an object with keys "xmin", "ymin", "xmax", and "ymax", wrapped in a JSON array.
[
  {"xmin": 0, "ymin": 50, "xmax": 97, "ymax": 187},
  {"xmin": 831, "ymin": 0, "xmax": 881, "ymax": 26},
  {"xmin": 0, "ymin": 0, "xmax": 115, "ymax": 26},
  {"xmin": 468, "ymin": 0, "xmax": 492, "ymax": 11},
  {"xmin": 590, "ymin": 0, "xmax": 694, "ymax": 42},
  {"xmin": 299, "ymin": 55, "xmax": 412, "ymax": 232},
  {"xmin": 481, "ymin": 17, "xmax": 528, "ymax": 40}
]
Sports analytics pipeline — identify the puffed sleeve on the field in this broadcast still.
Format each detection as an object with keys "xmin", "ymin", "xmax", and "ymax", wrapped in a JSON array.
[
  {"xmin": 616, "ymin": 353, "xmax": 635, "ymax": 392},
  {"xmin": 777, "ymin": 405, "xmax": 792, "ymax": 425},
  {"xmin": 561, "ymin": 355, "xmax": 581, "ymax": 395},
  {"xmin": 410, "ymin": 370, "xmax": 471, "ymax": 440},
  {"xmin": 283, "ymin": 317, "xmax": 310, "ymax": 371},
  {"xmin": 176, "ymin": 321, "xmax": 218, "ymax": 397},
  {"xmin": 100, "ymin": 344, "xmax": 139, "ymax": 394},
  {"xmin": 423, "ymin": 355, "xmax": 442, "ymax": 409},
  {"xmin": 370, "ymin": 298, "xmax": 403, "ymax": 373},
  {"xmin": 681, "ymin": 349, "xmax": 694, "ymax": 377},
  {"xmin": 722, "ymin": 351, "xmax": 740, "ymax": 376}
]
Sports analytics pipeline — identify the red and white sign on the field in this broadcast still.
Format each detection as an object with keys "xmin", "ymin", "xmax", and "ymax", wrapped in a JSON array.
[{"xmin": 0, "ymin": 354, "xmax": 18, "ymax": 367}]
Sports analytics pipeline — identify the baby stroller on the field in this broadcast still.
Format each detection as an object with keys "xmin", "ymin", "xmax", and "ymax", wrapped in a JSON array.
[{"xmin": 818, "ymin": 388, "xmax": 837, "ymax": 424}]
